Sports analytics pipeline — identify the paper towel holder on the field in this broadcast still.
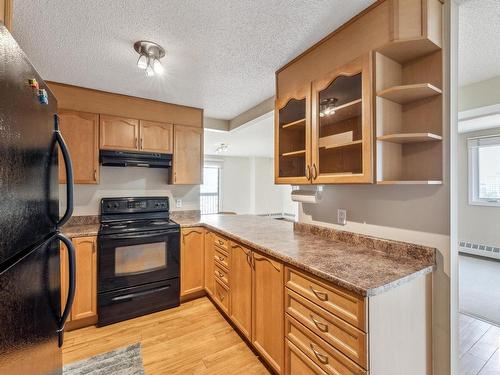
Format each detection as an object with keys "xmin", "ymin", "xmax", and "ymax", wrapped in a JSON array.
[{"xmin": 291, "ymin": 186, "xmax": 323, "ymax": 204}]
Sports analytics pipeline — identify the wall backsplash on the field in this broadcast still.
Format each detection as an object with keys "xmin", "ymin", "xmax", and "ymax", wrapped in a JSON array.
[{"xmin": 59, "ymin": 166, "xmax": 200, "ymax": 216}]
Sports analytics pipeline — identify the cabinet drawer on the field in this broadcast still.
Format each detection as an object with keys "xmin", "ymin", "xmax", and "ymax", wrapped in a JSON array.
[
  {"xmin": 213, "ymin": 279, "xmax": 230, "ymax": 314},
  {"xmin": 286, "ymin": 288, "xmax": 367, "ymax": 368},
  {"xmin": 286, "ymin": 315, "xmax": 367, "ymax": 375},
  {"xmin": 214, "ymin": 247, "xmax": 230, "ymax": 269},
  {"xmin": 285, "ymin": 267, "xmax": 366, "ymax": 331},
  {"xmin": 285, "ymin": 338, "xmax": 327, "ymax": 375},
  {"xmin": 214, "ymin": 233, "xmax": 229, "ymax": 252},
  {"xmin": 214, "ymin": 263, "xmax": 229, "ymax": 287}
]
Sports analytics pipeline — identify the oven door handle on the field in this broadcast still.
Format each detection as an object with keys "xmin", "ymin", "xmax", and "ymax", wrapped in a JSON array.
[
  {"xmin": 103, "ymin": 229, "xmax": 179, "ymax": 240},
  {"xmin": 111, "ymin": 285, "xmax": 171, "ymax": 303}
]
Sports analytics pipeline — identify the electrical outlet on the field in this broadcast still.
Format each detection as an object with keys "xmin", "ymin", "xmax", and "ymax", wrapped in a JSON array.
[
  {"xmin": 176, "ymin": 199, "xmax": 182, "ymax": 208},
  {"xmin": 337, "ymin": 209, "xmax": 347, "ymax": 225}
]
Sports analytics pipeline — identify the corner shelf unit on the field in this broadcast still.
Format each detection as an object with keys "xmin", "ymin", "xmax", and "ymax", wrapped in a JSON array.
[
  {"xmin": 375, "ymin": 40, "xmax": 443, "ymax": 185},
  {"xmin": 377, "ymin": 84, "xmax": 442, "ymax": 105},
  {"xmin": 377, "ymin": 133, "xmax": 442, "ymax": 144}
]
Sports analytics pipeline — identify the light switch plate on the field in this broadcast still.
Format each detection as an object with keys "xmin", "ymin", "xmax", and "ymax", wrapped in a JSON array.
[
  {"xmin": 337, "ymin": 209, "xmax": 347, "ymax": 225},
  {"xmin": 176, "ymin": 199, "xmax": 182, "ymax": 208}
]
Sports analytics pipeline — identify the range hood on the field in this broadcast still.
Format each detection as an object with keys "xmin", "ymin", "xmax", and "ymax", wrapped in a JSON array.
[{"xmin": 99, "ymin": 150, "xmax": 172, "ymax": 168}]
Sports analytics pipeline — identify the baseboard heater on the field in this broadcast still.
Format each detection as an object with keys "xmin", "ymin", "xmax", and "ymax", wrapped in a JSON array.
[{"xmin": 459, "ymin": 240, "xmax": 500, "ymax": 260}]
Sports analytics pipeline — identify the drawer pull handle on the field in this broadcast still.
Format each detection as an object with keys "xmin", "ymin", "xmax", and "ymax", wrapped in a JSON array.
[
  {"xmin": 217, "ymin": 271, "xmax": 224, "ymax": 278},
  {"xmin": 218, "ymin": 240, "xmax": 224, "ymax": 245},
  {"xmin": 310, "ymin": 315, "xmax": 328, "ymax": 332},
  {"xmin": 310, "ymin": 343, "xmax": 329, "ymax": 365},
  {"xmin": 217, "ymin": 256, "xmax": 225, "ymax": 262},
  {"xmin": 310, "ymin": 286, "xmax": 328, "ymax": 301}
]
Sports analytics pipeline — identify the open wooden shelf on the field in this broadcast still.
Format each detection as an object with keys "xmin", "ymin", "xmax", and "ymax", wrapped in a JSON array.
[
  {"xmin": 377, "ymin": 180, "xmax": 443, "ymax": 185},
  {"xmin": 377, "ymin": 133, "xmax": 442, "ymax": 144},
  {"xmin": 319, "ymin": 139, "xmax": 362, "ymax": 150},
  {"xmin": 281, "ymin": 149, "xmax": 306, "ymax": 157},
  {"xmin": 376, "ymin": 38, "xmax": 441, "ymax": 64},
  {"xmin": 378, "ymin": 83, "xmax": 442, "ymax": 105},
  {"xmin": 282, "ymin": 118, "xmax": 306, "ymax": 129}
]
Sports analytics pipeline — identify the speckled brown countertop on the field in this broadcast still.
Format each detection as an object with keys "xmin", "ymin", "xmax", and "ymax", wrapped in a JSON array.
[
  {"xmin": 62, "ymin": 213, "xmax": 435, "ymax": 297},
  {"xmin": 61, "ymin": 216, "xmax": 99, "ymax": 238},
  {"xmin": 178, "ymin": 214, "xmax": 435, "ymax": 297}
]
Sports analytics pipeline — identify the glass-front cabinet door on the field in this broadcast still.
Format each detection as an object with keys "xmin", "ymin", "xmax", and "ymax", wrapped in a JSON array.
[
  {"xmin": 275, "ymin": 86, "xmax": 311, "ymax": 184},
  {"xmin": 311, "ymin": 53, "xmax": 373, "ymax": 184}
]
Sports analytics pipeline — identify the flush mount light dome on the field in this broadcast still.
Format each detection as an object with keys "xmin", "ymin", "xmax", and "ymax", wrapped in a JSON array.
[{"xmin": 134, "ymin": 41, "xmax": 166, "ymax": 77}]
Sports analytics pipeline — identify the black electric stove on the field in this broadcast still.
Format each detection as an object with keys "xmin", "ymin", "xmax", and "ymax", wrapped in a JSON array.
[{"xmin": 97, "ymin": 197, "xmax": 180, "ymax": 326}]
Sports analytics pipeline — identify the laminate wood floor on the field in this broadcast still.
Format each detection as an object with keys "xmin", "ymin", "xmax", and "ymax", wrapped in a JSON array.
[
  {"xmin": 460, "ymin": 313, "xmax": 500, "ymax": 374},
  {"xmin": 63, "ymin": 297, "xmax": 270, "ymax": 374}
]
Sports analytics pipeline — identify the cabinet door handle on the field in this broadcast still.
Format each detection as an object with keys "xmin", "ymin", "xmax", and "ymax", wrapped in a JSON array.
[
  {"xmin": 306, "ymin": 165, "xmax": 311, "ymax": 180},
  {"xmin": 312, "ymin": 163, "xmax": 318, "ymax": 179},
  {"xmin": 94, "ymin": 169, "xmax": 97, "ymax": 181},
  {"xmin": 135, "ymin": 137, "xmax": 138, "ymax": 148},
  {"xmin": 310, "ymin": 343, "xmax": 329, "ymax": 364},
  {"xmin": 310, "ymin": 314, "xmax": 328, "ymax": 332},
  {"xmin": 310, "ymin": 285, "xmax": 328, "ymax": 301}
]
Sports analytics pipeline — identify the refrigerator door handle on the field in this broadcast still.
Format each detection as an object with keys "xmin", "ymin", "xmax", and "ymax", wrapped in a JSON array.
[
  {"xmin": 56, "ymin": 232, "xmax": 76, "ymax": 348},
  {"xmin": 54, "ymin": 114, "xmax": 74, "ymax": 227}
]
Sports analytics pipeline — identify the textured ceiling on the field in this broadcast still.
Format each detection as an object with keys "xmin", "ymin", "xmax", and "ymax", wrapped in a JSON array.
[
  {"xmin": 459, "ymin": 0, "xmax": 500, "ymax": 86},
  {"xmin": 205, "ymin": 115, "xmax": 274, "ymax": 157},
  {"xmin": 13, "ymin": 0, "xmax": 374, "ymax": 119}
]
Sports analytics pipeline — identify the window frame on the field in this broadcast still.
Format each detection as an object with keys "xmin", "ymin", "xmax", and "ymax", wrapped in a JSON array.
[
  {"xmin": 200, "ymin": 163, "xmax": 222, "ymax": 215},
  {"xmin": 468, "ymin": 135, "xmax": 500, "ymax": 207}
]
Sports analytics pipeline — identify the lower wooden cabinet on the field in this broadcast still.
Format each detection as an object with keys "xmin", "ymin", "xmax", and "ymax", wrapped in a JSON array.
[
  {"xmin": 285, "ymin": 338, "xmax": 327, "ymax": 375},
  {"xmin": 252, "ymin": 252, "xmax": 284, "ymax": 374},
  {"xmin": 60, "ymin": 236, "xmax": 97, "ymax": 330},
  {"xmin": 229, "ymin": 242, "xmax": 252, "ymax": 339},
  {"xmin": 180, "ymin": 227, "xmax": 205, "ymax": 297},
  {"xmin": 204, "ymin": 231, "xmax": 215, "ymax": 296}
]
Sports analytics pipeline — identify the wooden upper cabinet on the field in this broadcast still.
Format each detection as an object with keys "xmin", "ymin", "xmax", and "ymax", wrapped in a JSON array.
[
  {"xmin": 311, "ymin": 53, "xmax": 373, "ymax": 184},
  {"xmin": 230, "ymin": 242, "xmax": 252, "ymax": 340},
  {"xmin": 180, "ymin": 227, "xmax": 205, "ymax": 297},
  {"xmin": 252, "ymin": 252, "xmax": 284, "ymax": 374},
  {"xmin": 389, "ymin": 0, "xmax": 442, "ymax": 47},
  {"xmin": 100, "ymin": 115, "xmax": 139, "ymax": 151},
  {"xmin": 139, "ymin": 120, "xmax": 173, "ymax": 153},
  {"xmin": 275, "ymin": 86, "xmax": 311, "ymax": 185},
  {"xmin": 71, "ymin": 236, "xmax": 97, "ymax": 322},
  {"xmin": 173, "ymin": 125, "xmax": 203, "ymax": 185},
  {"xmin": 58, "ymin": 111, "xmax": 99, "ymax": 184}
]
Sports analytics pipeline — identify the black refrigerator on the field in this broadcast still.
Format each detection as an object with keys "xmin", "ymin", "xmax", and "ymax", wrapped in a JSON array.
[{"xmin": 0, "ymin": 24, "xmax": 76, "ymax": 374}]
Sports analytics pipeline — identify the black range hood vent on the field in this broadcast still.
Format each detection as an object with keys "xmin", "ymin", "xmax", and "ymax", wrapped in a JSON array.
[{"xmin": 99, "ymin": 150, "xmax": 172, "ymax": 168}]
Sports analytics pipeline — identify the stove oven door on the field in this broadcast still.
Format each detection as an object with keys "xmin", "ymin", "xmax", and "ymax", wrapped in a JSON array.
[{"xmin": 98, "ymin": 228, "xmax": 180, "ymax": 293}]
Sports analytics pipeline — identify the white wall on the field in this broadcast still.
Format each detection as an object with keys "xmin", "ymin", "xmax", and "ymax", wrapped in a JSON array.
[
  {"xmin": 212, "ymin": 155, "xmax": 295, "ymax": 216},
  {"xmin": 219, "ymin": 156, "xmax": 252, "ymax": 214},
  {"xmin": 60, "ymin": 166, "xmax": 200, "ymax": 216},
  {"xmin": 459, "ymin": 76, "xmax": 500, "ymax": 112}
]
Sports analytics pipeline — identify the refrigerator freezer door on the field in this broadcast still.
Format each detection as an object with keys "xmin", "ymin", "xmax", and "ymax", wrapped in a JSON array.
[
  {"xmin": 0, "ymin": 237, "xmax": 62, "ymax": 375},
  {"xmin": 0, "ymin": 25, "xmax": 59, "ymax": 266}
]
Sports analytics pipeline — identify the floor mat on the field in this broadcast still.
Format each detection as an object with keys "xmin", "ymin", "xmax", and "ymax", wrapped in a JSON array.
[
  {"xmin": 460, "ymin": 254, "xmax": 500, "ymax": 326},
  {"xmin": 63, "ymin": 343, "xmax": 144, "ymax": 375}
]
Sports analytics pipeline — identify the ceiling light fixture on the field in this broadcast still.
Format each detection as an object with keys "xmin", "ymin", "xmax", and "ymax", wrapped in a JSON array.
[
  {"xmin": 215, "ymin": 143, "xmax": 229, "ymax": 154},
  {"xmin": 134, "ymin": 41, "xmax": 166, "ymax": 77},
  {"xmin": 319, "ymin": 97, "xmax": 338, "ymax": 118}
]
